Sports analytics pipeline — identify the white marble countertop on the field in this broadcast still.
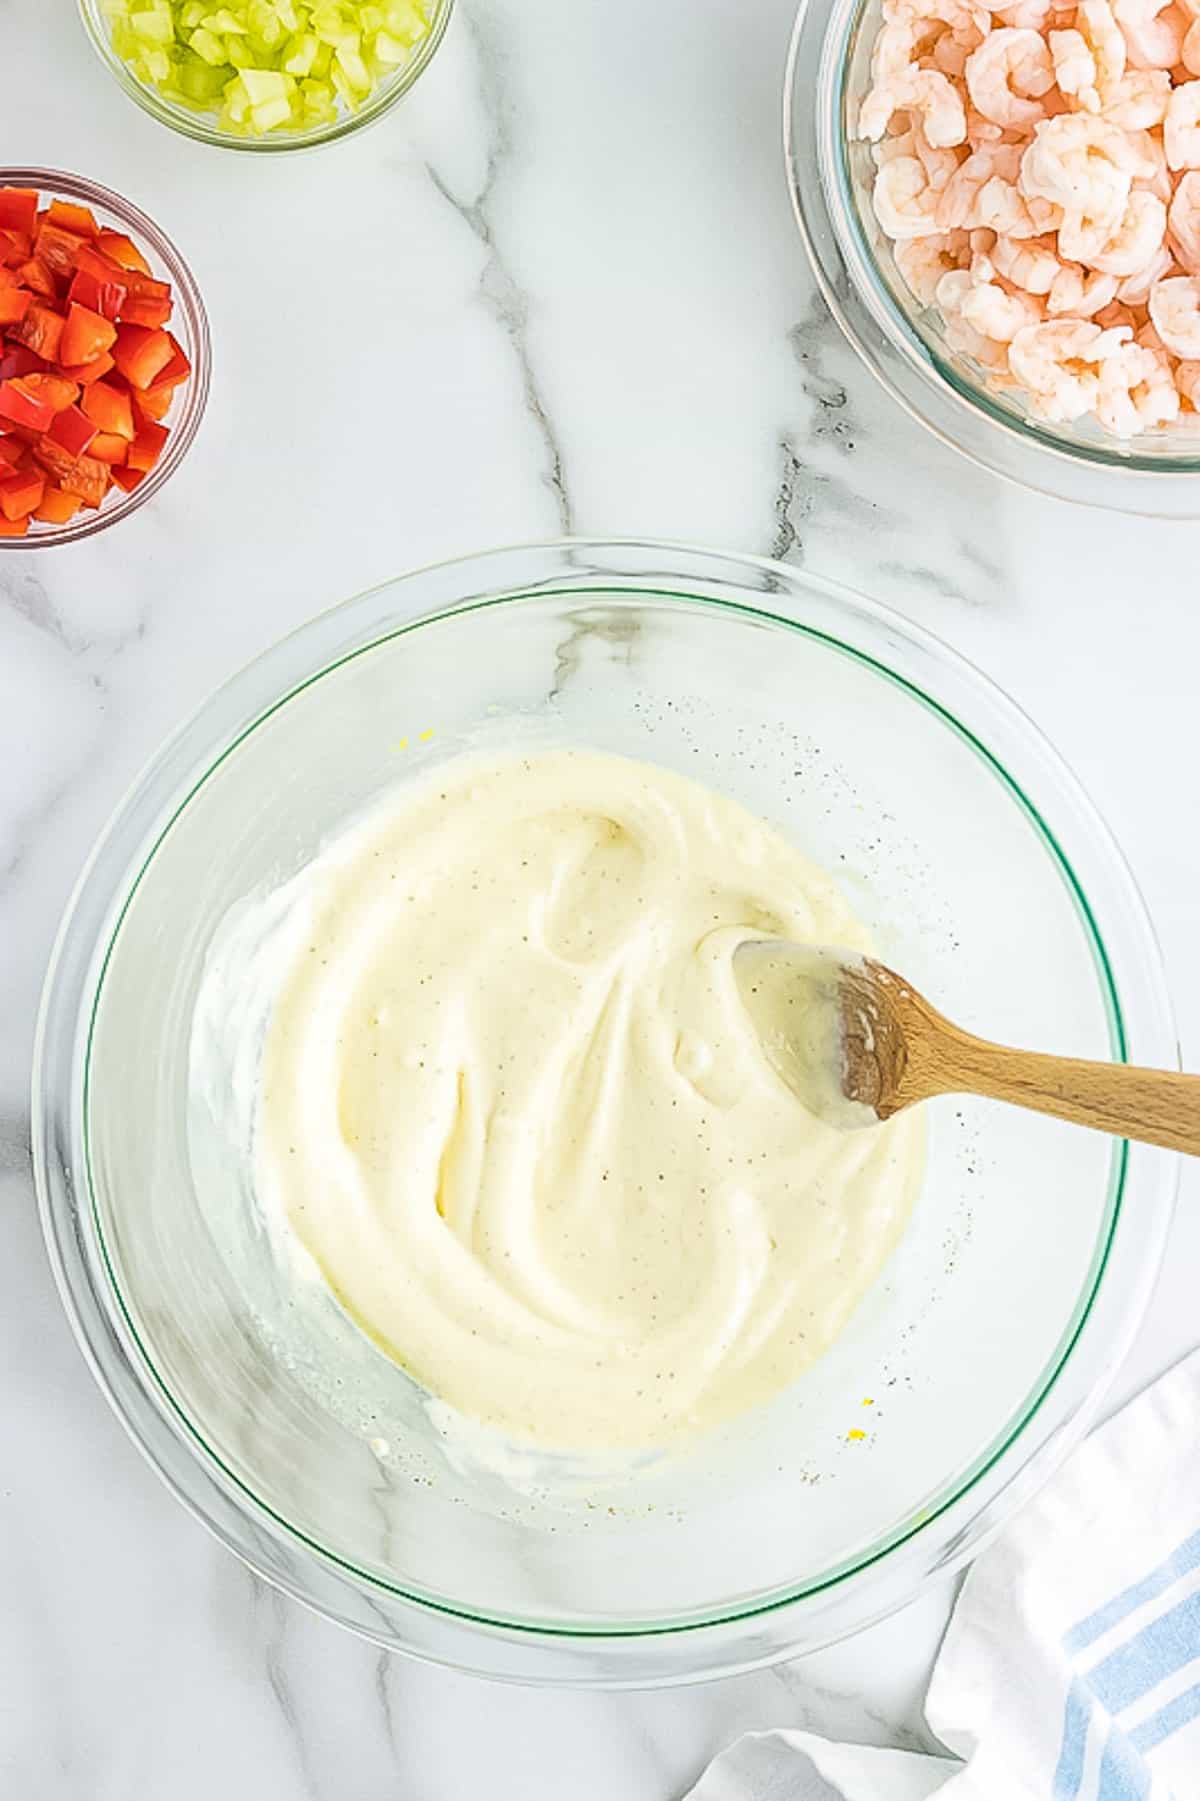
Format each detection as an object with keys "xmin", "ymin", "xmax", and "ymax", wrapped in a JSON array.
[{"xmin": 4, "ymin": 1, "xmax": 1200, "ymax": 1794}]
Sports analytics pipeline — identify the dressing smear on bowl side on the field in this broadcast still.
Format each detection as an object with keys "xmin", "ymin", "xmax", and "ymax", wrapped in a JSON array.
[{"xmin": 247, "ymin": 749, "xmax": 925, "ymax": 1455}]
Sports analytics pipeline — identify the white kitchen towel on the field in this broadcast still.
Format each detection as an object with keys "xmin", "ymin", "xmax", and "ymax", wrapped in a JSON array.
[{"xmin": 686, "ymin": 1344, "xmax": 1200, "ymax": 1801}]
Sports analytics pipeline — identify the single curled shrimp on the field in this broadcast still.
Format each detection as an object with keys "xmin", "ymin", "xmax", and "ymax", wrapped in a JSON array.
[
  {"xmin": 1112, "ymin": 0, "xmax": 1185, "ymax": 68},
  {"xmin": 1048, "ymin": 262, "xmax": 1121, "ymax": 311},
  {"xmin": 873, "ymin": 155, "xmax": 947, "ymax": 236},
  {"xmin": 1007, "ymin": 318, "xmax": 1132, "ymax": 418},
  {"xmin": 1115, "ymin": 239, "xmax": 1176, "ymax": 298},
  {"xmin": 1049, "ymin": 27, "xmax": 1101, "ymax": 105},
  {"xmin": 1168, "ymin": 168, "xmax": 1200, "ymax": 269},
  {"xmin": 989, "ymin": 229, "xmax": 1064, "ymax": 289},
  {"xmin": 964, "ymin": 27, "xmax": 1055, "ymax": 126},
  {"xmin": 1148, "ymin": 270, "xmax": 1200, "ymax": 351},
  {"xmin": 934, "ymin": 269, "xmax": 1014, "ymax": 366},
  {"xmin": 1165, "ymin": 79, "xmax": 1200, "ymax": 169},
  {"xmin": 936, "ymin": 141, "xmax": 1021, "ymax": 225},
  {"xmin": 860, "ymin": 66, "xmax": 969, "ymax": 145},
  {"xmin": 1019, "ymin": 114, "xmax": 1136, "ymax": 225},
  {"xmin": 1074, "ymin": 0, "xmax": 1129, "ymax": 98},
  {"xmin": 1095, "ymin": 338, "xmax": 1181, "ymax": 428},
  {"xmin": 1102, "ymin": 69, "xmax": 1172, "ymax": 128},
  {"xmin": 958, "ymin": 273, "xmax": 1044, "ymax": 335},
  {"xmin": 894, "ymin": 230, "xmax": 971, "ymax": 300},
  {"xmin": 1059, "ymin": 187, "xmax": 1168, "ymax": 272}
]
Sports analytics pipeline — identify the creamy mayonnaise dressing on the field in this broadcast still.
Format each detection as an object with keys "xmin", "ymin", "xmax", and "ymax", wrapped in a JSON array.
[{"xmin": 255, "ymin": 750, "xmax": 924, "ymax": 1453}]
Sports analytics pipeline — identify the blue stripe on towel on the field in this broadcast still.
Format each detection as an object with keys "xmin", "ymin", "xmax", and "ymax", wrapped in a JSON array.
[
  {"xmin": 1064, "ymin": 1530, "xmax": 1200, "ymax": 1655},
  {"xmin": 1129, "ymin": 1680, "xmax": 1200, "ymax": 1755},
  {"xmin": 1095, "ymin": 1725, "xmax": 1151, "ymax": 1801},
  {"xmin": 1088, "ymin": 1588, "xmax": 1200, "ymax": 1715},
  {"xmin": 1054, "ymin": 1678, "xmax": 1094, "ymax": 1801}
]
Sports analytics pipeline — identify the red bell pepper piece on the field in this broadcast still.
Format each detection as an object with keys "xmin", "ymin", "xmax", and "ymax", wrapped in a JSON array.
[
  {"xmin": 110, "ymin": 465, "xmax": 146, "ymax": 494},
  {"xmin": 88, "ymin": 431, "xmax": 129, "ymax": 466},
  {"xmin": 35, "ymin": 221, "xmax": 89, "ymax": 280},
  {"xmin": 0, "ymin": 465, "xmax": 45, "ymax": 520},
  {"xmin": 68, "ymin": 267, "xmax": 128, "ymax": 322},
  {"xmin": 134, "ymin": 383, "xmax": 173, "ymax": 423},
  {"xmin": 19, "ymin": 371, "xmax": 79, "ymax": 414},
  {"xmin": 47, "ymin": 403, "xmax": 97, "ymax": 460},
  {"xmin": 0, "ymin": 377, "xmax": 54, "ymax": 432},
  {"xmin": 33, "ymin": 438, "xmax": 111, "ymax": 507},
  {"xmin": 118, "ymin": 291, "xmax": 173, "ymax": 329},
  {"xmin": 96, "ymin": 229, "xmax": 152, "ymax": 275},
  {"xmin": 0, "ymin": 513, "xmax": 29, "ymax": 535},
  {"xmin": 34, "ymin": 484, "xmax": 82, "ymax": 524},
  {"xmin": 62, "ymin": 351, "xmax": 116, "ymax": 385},
  {"xmin": 0, "ymin": 288, "xmax": 32, "ymax": 328},
  {"xmin": 112, "ymin": 324, "xmax": 173, "ymax": 390},
  {"xmin": 0, "ymin": 346, "xmax": 45, "ymax": 381},
  {"xmin": 0, "ymin": 435, "xmax": 23, "ymax": 465},
  {"xmin": 0, "ymin": 189, "xmax": 38, "ymax": 236},
  {"xmin": 59, "ymin": 303, "xmax": 117, "ymax": 368},
  {"xmin": 17, "ymin": 258, "xmax": 57, "ymax": 300},
  {"xmin": 156, "ymin": 333, "xmax": 191, "ymax": 387},
  {"xmin": 83, "ymin": 379, "xmax": 135, "ymax": 438},
  {"xmin": 12, "ymin": 303, "xmax": 65, "ymax": 362},
  {"xmin": 45, "ymin": 199, "xmax": 98, "ymax": 240},
  {"xmin": 127, "ymin": 419, "xmax": 168, "ymax": 471}
]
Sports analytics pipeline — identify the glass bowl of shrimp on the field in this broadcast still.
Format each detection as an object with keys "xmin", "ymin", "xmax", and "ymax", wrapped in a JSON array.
[{"xmin": 785, "ymin": 0, "xmax": 1200, "ymax": 513}]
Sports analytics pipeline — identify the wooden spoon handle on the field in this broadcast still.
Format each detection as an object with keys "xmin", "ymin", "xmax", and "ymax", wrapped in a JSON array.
[{"xmin": 927, "ymin": 1031, "xmax": 1200, "ymax": 1156}]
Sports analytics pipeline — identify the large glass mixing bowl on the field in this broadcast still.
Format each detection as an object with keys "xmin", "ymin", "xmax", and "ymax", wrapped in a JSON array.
[{"xmin": 34, "ymin": 541, "xmax": 1176, "ymax": 1685}]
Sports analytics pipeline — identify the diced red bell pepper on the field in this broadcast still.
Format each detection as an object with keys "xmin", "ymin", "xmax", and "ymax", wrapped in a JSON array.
[
  {"xmin": 88, "ymin": 431, "xmax": 129, "ymax": 466},
  {"xmin": 17, "ymin": 258, "xmax": 57, "ymax": 300},
  {"xmin": 0, "ymin": 513, "xmax": 29, "ymax": 535},
  {"xmin": 112, "ymin": 324, "xmax": 173, "ymax": 390},
  {"xmin": 62, "ymin": 351, "xmax": 116, "ymax": 385},
  {"xmin": 0, "ymin": 188, "xmax": 39, "ymax": 236},
  {"xmin": 0, "ymin": 229, "xmax": 32, "ymax": 268},
  {"xmin": 73, "ymin": 243, "xmax": 130, "ymax": 285},
  {"xmin": 134, "ymin": 383, "xmax": 173, "ymax": 423},
  {"xmin": 0, "ymin": 288, "xmax": 32, "ymax": 328},
  {"xmin": 110, "ymin": 465, "xmax": 146, "ymax": 495},
  {"xmin": 12, "ymin": 303, "xmax": 65, "ymax": 362},
  {"xmin": 0, "ymin": 346, "xmax": 45, "ymax": 381},
  {"xmin": 68, "ymin": 267, "xmax": 128, "ymax": 322},
  {"xmin": 156, "ymin": 333, "xmax": 192, "ymax": 387},
  {"xmin": 83, "ymin": 379, "xmax": 135, "ymax": 438},
  {"xmin": 127, "ymin": 419, "xmax": 168, "ymax": 471},
  {"xmin": 34, "ymin": 484, "xmax": 82, "ymax": 524},
  {"xmin": 118, "ymin": 290, "xmax": 173, "ymax": 329},
  {"xmin": 96, "ymin": 229, "xmax": 151, "ymax": 275},
  {"xmin": 47, "ymin": 403, "xmax": 97, "ymax": 460},
  {"xmin": 0, "ymin": 377, "xmax": 55, "ymax": 432},
  {"xmin": 19, "ymin": 371, "xmax": 79, "ymax": 414},
  {"xmin": 45, "ymin": 199, "xmax": 98, "ymax": 240},
  {"xmin": 0, "ymin": 435, "xmax": 24, "ymax": 465},
  {"xmin": 33, "ymin": 438, "xmax": 111, "ymax": 507},
  {"xmin": 0, "ymin": 466, "xmax": 45, "ymax": 520},
  {"xmin": 59, "ymin": 303, "xmax": 117, "ymax": 369},
  {"xmin": 35, "ymin": 221, "xmax": 88, "ymax": 280}
]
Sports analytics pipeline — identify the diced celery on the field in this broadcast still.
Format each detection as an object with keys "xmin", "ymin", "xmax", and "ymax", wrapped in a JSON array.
[{"xmin": 188, "ymin": 24, "xmax": 227, "ymax": 62}]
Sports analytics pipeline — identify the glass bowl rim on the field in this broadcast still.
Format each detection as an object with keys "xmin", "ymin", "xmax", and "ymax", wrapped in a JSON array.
[
  {"xmin": 0, "ymin": 165, "xmax": 211, "ymax": 549},
  {"xmin": 77, "ymin": 0, "xmax": 456, "ymax": 154},
  {"xmin": 782, "ymin": 0, "xmax": 1200, "ymax": 514},
  {"xmin": 33, "ymin": 539, "xmax": 1179, "ymax": 1672}
]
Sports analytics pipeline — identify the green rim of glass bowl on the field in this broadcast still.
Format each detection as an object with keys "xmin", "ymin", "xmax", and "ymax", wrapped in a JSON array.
[
  {"xmin": 79, "ymin": 579, "xmax": 1128, "ymax": 1640},
  {"xmin": 77, "ymin": 0, "xmax": 455, "ymax": 153},
  {"xmin": 827, "ymin": 5, "xmax": 1200, "ymax": 478}
]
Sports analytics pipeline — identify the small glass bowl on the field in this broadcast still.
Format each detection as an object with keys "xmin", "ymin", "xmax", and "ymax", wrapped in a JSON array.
[
  {"xmin": 78, "ymin": 0, "xmax": 455, "ymax": 153},
  {"xmin": 784, "ymin": 0, "xmax": 1200, "ymax": 516},
  {"xmin": 0, "ymin": 168, "xmax": 210, "ymax": 551}
]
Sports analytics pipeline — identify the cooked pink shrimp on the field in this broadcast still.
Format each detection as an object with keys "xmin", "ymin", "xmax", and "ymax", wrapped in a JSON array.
[
  {"xmin": 1148, "ymin": 269, "xmax": 1200, "ymax": 348},
  {"xmin": 958, "ymin": 274, "xmax": 1045, "ymax": 335},
  {"xmin": 936, "ymin": 141, "xmax": 1022, "ymax": 224},
  {"xmin": 1116, "ymin": 238, "xmax": 1177, "ymax": 295},
  {"xmin": 894, "ymin": 230, "xmax": 971, "ymax": 299},
  {"xmin": 1060, "ymin": 187, "xmax": 1169, "ymax": 271},
  {"xmin": 990, "ymin": 228, "xmax": 1064, "ymax": 289},
  {"xmin": 1007, "ymin": 318, "xmax": 1132, "ymax": 417},
  {"xmin": 1128, "ymin": 126, "xmax": 1174, "ymax": 199},
  {"xmin": 1018, "ymin": 113, "xmax": 1136, "ymax": 222},
  {"xmin": 1113, "ymin": 0, "xmax": 1186, "ymax": 68},
  {"xmin": 964, "ymin": 28, "xmax": 1055, "ymax": 125},
  {"xmin": 1095, "ymin": 338, "xmax": 1181, "ymax": 426},
  {"xmin": 1103, "ymin": 69, "xmax": 1173, "ymax": 126},
  {"xmin": 1175, "ymin": 357, "xmax": 1200, "ymax": 403},
  {"xmin": 1168, "ymin": 167, "xmax": 1200, "ymax": 265},
  {"xmin": 1047, "ymin": 262, "xmax": 1121, "ymax": 310},
  {"xmin": 860, "ymin": 67, "xmax": 969, "ymax": 145},
  {"xmin": 935, "ymin": 269, "xmax": 1015, "ymax": 365},
  {"xmin": 1075, "ymin": 0, "xmax": 1129, "ymax": 95},
  {"xmin": 990, "ymin": 0, "xmax": 1055, "ymax": 26},
  {"xmin": 873, "ymin": 155, "xmax": 947, "ymax": 236},
  {"xmin": 1049, "ymin": 27, "xmax": 1101, "ymax": 105},
  {"xmin": 1165, "ymin": 79, "xmax": 1200, "ymax": 166}
]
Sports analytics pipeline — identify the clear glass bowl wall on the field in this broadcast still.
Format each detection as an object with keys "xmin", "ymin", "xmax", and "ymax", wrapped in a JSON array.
[
  {"xmin": 77, "ymin": 0, "xmax": 456, "ymax": 152},
  {"xmin": 0, "ymin": 168, "xmax": 209, "ymax": 549},
  {"xmin": 35, "ymin": 543, "xmax": 1177, "ymax": 1684},
  {"xmin": 784, "ymin": 0, "xmax": 1200, "ymax": 513}
]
